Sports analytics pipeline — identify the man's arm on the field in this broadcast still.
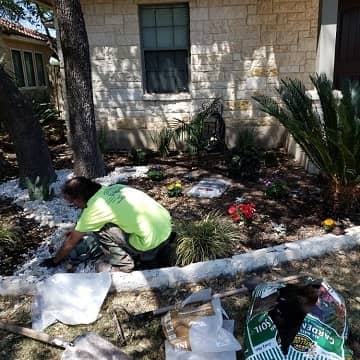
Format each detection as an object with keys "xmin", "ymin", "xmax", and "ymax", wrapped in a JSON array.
[{"xmin": 53, "ymin": 230, "xmax": 84, "ymax": 264}]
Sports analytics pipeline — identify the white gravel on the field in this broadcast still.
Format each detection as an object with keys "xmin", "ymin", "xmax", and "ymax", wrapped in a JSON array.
[{"xmin": 0, "ymin": 166, "xmax": 149, "ymax": 282}]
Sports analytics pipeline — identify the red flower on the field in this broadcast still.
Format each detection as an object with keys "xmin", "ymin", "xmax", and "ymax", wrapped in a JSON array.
[
  {"xmin": 228, "ymin": 205, "xmax": 237, "ymax": 215},
  {"xmin": 232, "ymin": 214, "xmax": 240, "ymax": 222}
]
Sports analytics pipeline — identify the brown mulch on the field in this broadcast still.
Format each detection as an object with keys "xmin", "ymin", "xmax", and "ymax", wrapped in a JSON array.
[{"xmin": 0, "ymin": 133, "xmax": 359, "ymax": 275}]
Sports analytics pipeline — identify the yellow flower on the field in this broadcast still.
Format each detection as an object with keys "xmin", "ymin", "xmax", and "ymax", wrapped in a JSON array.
[
  {"xmin": 167, "ymin": 184, "xmax": 175, "ymax": 190},
  {"xmin": 322, "ymin": 218, "xmax": 335, "ymax": 227},
  {"xmin": 175, "ymin": 182, "xmax": 182, "ymax": 188}
]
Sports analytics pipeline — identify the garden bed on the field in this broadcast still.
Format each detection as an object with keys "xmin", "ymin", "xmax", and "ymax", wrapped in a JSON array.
[{"xmin": 0, "ymin": 142, "xmax": 359, "ymax": 275}]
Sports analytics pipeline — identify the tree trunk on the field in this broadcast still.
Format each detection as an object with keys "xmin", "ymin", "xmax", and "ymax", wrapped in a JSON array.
[
  {"xmin": 55, "ymin": 0, "xmax": 105, "ymax": 178},
  {"xmin": 0, "ymin": 65, "xmax": 56, "ymax": 186}
]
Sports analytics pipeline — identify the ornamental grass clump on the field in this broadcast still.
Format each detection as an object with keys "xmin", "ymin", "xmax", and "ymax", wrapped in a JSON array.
[
  {"xmin": 167, "ymin": 182, "xmax": 182, "ymax": 197},
  {"xmin": 0, "ymin": 224, "xmax": 18, "ymax": 247},
  {"xmin": 174, "ymin": 211, "xmax": 240, "ymax": 266}
]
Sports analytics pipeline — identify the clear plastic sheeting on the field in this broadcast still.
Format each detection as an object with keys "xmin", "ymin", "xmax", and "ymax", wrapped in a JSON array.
[
  {"xmin": 32, "ymin": 273, "xmax": 112, "ymax": 331},
  {"xmin": 163, "ymin": 289, "xmax": 241, "ymax": 360}
]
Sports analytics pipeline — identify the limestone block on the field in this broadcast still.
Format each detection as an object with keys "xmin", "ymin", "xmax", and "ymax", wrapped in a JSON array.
[
  {"xmin": 260, "ymin": 31, "xmax": 276, "ymax": 44},
  {"xmin": 248, "ymin": 4, "xmax": 256, "ymax": 14},
  {"xmin": 115, "ymin": 117, "xmax": 147, "ymax": 130},
  {"xmin": 306, "ymin": 51, "xmax": 316, "ymax": 59},
  {"xmin": 251, "ymin": 67, "xmax": 267, "ymax": 77},
  {"xmin": 94, "ymin": 3, "xmax": 113, "ymax": 15},
  {"xmin": 82, "ymin": 4, "xmax": 94, "ymax": 15},
  {"xmin": 279, "ymin": 65, "xmax": 300, "ymax": 73},
  {"xmin": 113, "ymin": 3, "xmax": 137, "ymax": 15},
  {"xmin": 298, "ymin": 37, "xmax": 316, "ymax": 51},
  {"xmin": 203, "ymin": 20, "xmax": 230, "ymax": 34},
  {"xmin": 227, "ymin": 100, "xmax": 252, "ymax": 111},
  {"xmin": 87, "ymin": 25, "xmax": 122, "ymax": 34},
  {"xmin": 190, "ymin": 7, "xmax": 208, "ymax": 21},
  {"xmin": 304, "ymin": 60, "xmax": 316, "ymax": 72},
  {"xmin": 276, "ymin": 31, "xmax": 299, "ymax": 45},
  {"xmin": 257, "ymin": 0, "xmax": 273, "ymax": 14},
  {"xmin": 124, "ymin": 20, "xmax": 139, "ymax": 34},
  {"xmin": 91, "ymin": 46, "xmax": 139, "ymax": 60},
  {"xmin": 273, "ymin": 1, "xmax": 305, "ymax": 13},
  {"xmin": 288, "ymin": 21, "xmax": 311, "ymax": 31},
  {"xmin": 224, "ymin": 5, "xmax": 248, "ymax": 18},
  {"xmin": 247, "ymin": 14, "xmax": 277, "ymax": 25},
  {"xmin": 85, "ymin": 15, "xmax": 105, "ymax": 25},
  {"xmin": 88, "ymin": 32, "xmax": 115, "ymax": 46},
  {"xmin": 209, "ymin": 6, "xmax": 247, "ymax": 20},
  {"xmin": 276, "ymin": 52, "xmax": 306, "ymax": 66},
  {"xmin": 105, "ymin": 15, "xmax": 124, "ymax": 25},
  {"xmin": 115, "ymin": 34, "xmax": 140, "ymax": 46},
  {"xmin": 246, "ymin": 77, "xmax": 267, "ymax": 90},
  {"xmin": 267, "ymin": 67, "xmax": 278, "ymax": 77}
]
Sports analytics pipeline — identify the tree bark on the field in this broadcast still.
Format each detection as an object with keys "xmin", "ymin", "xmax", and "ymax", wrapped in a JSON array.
[
  {"xmin": 0, "ymin": 65, "xmax": 56, "ymax": 186},
  {"xmin": 55, "ymin": 0, "xmax": 105, "ymax": 178}
]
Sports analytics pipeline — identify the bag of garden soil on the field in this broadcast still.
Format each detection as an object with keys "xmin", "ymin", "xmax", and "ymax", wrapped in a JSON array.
[{"xmin": 244, "ymin": 276, "xmax": 353, "ymax": 360}]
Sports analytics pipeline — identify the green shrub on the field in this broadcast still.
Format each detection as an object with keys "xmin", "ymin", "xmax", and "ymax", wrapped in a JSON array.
[
  {"xmin": 174, "ymin": 211, "xmax": 240, "ymax": 266},
  {"xmin": 131, "ymin": 148, "xmax": 147, "ymax": 165},
  {"xmin": 228, "ymin": 129, "xmax": 262, "ymax": 180},
  {"xmin": 264, "ymin": 180, "xmax": 288, "ymax": 199},
  {"xmin": 263, "ymin": 150, "xmax": 278, "ymax": 167},
  {"xmin": 151, "ymin": 128, "xmax": 174, "ymax": 157},
  {"xmin": 25, "ymin": 176, "xmax": 54, "ymax": 201},
  {"xmin": 147, "ymin": 165, "xmax": 165, "ymax": 181},
  {"xmin": 253, "ymin": 74, "xmax": 360, "ymax": 212}
]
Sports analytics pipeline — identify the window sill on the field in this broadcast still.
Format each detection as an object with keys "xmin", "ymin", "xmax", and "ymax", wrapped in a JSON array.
[{"xmin": 142, "ymin": 93, "xmax": 192, "ymax": 101}]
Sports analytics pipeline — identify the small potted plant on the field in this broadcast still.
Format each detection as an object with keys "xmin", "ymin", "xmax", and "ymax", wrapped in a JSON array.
[
  {"xmin": 228, "ymin": 203, "xmax": 256, "ymax": 223},
  {"xmin": 264, "ymin": 179, "xmax": 288, "ymax": 199},
  {"xmin": 147, "ymin": 165, "xmax": 165, "ymax": 181},
  {"xmin": 167, "ymin": 182, "xmax": 183, "ymax": 197}
]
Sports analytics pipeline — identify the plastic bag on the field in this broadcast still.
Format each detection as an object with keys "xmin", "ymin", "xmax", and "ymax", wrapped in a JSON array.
[
  {"xmin": 244, "ymin": 276, "xmax": 353, "ymax": 360},
  {"xmin": 162, "ymin": 289, "xmax": 241, "ymax": 359},
  {"xmin": 32, "ymin": 272, "xmax": 112, "ymax": 330},
  {"xmin": 187, "ymin": 178, "xmax": 231, "ymax": 198}
]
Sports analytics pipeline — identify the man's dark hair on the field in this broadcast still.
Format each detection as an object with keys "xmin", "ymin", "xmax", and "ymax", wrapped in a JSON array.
[{"xmin": 62, "ymin": 177, "xmax": 101, "ymax": 203}]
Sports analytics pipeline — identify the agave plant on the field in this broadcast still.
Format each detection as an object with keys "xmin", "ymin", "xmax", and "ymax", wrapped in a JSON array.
[
  {"xmin": 253, "ymin": 74, "xmax": 360, "ymax": 212},
  {"xmin": 174, "ymin": 211, "xmax": 240, "ymax": 266}
]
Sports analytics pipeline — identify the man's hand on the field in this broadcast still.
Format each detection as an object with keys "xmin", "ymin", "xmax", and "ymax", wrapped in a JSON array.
[{"xmin": 40, "ymin": 257, "xmax": 58, "ymax": 268}]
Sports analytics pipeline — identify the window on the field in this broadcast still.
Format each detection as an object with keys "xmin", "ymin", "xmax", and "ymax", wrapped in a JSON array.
[
  {"xmin": 140, "ymin": 4, "xmax": 189, "ymax": 94},
  {"xmin": 11, "ymin": 49, "xmax": 47, "ymax": 88}
]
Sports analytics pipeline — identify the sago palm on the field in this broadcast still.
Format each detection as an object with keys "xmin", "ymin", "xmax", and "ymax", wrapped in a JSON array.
[{"xmin": 253, "ymin": 74, "xmax": 360, "ymax": 213}]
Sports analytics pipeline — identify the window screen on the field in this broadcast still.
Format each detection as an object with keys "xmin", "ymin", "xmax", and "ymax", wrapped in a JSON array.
[
  {"xmin": 24, "ymin": 51, "xmax": 36, "ymax": 87},
  {"xmin": 35, "ymin": 53, "xmax": 46, "ymax": 86},
  {"xmin": 140, "ymin": 4, "xmax": 189, "ymax": 93},
  {"xmin": 11, "ymin": 50, "xmax": 25, "ymax": 87}
]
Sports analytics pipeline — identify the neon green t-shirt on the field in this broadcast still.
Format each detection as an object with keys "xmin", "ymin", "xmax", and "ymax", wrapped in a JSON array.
[{"xmin": 75, "ymin": 184, "xmax": 172, "ymax": 251}]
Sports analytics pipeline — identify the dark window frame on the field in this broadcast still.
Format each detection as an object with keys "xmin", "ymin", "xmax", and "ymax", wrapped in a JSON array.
[
  {"xmin": 139, "ymin": 3, "xmax": 190, "ymax": 94},
  {"xmin": 10, "ymin": 48, "xmax": 47, "ymax": 88}
]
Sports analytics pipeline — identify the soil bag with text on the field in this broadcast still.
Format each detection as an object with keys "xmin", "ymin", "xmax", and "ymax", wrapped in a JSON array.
[{"xmin": 244, "ymin": 276, "xmax": 353, "ymax": 360}]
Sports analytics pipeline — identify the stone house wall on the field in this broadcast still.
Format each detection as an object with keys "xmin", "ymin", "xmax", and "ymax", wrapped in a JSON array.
[{"xmin": 81, "ymin": 0, "xmax": 320, "ymax": 150}]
